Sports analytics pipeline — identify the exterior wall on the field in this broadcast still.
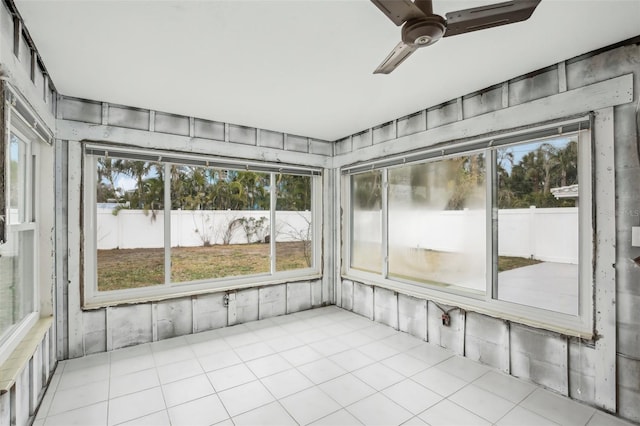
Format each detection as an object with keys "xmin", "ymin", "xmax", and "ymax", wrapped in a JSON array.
[
  {"xmin": 336, "ymin": 42, "xmax": 640, "ymax": 423},
  {"xmin": 57, "ymin": 96, "xmax": 334, "ymax": 360},
  {"xmin": 0, "ymin": 2, "xmax": 58, "ymax": 425}
]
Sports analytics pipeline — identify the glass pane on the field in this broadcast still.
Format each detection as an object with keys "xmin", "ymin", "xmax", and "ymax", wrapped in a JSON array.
[
  {"xmin": 351, "ymin": 171, "xmax": 383, "ymax": 274},
  {"xmin": 496, "ymin": 137, "xmax": 579, "ymax": 315},
  {"xmin": 275, "ymin": 174, "xmax": 312, "ymax": 272},
  {"xmin": 170, "ymin": 167, "xmax": 270, "ymax": 282},
  {"xmin": 96, "ymin": 158, "xmax": 165, "ymax": 291},
  {"xmin": 8, "ymin": 134, "xmax": 27, "ymax": 225},
  {"xmin": 0, "ymin": 228, "xmax": 34, "ymax": 343},
  {"xmin": 388, "ymin": 154, "xmax": 486, "ymax": 293}
]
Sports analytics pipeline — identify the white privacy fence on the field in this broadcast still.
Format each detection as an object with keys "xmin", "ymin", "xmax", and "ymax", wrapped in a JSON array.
[
  {"xmin": 353, "ymin": 207, "xmax": 578, "ymax": 264},
  {"xmin": 96, "ymin": 209, "xmax": 312, "ymax": 249}
]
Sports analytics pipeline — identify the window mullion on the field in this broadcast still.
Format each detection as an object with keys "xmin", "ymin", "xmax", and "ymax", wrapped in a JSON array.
[
  {"xmin": 270, "ymin": 172, "xmax": 276, "ymax": 275},
  {"xmin": 488, "ymin": 149, "xmax": 498, "ymax": 300},
  {"xmin": 164, "ymin": 163, "xmax": 171, "ymax": 285},
  {"xmin": 381, "ymin": 168, "xmax": 389, "ymax": 279}
]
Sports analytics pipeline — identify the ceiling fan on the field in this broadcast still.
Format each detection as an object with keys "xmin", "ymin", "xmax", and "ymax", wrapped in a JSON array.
[{"xmin": 371, "ymin": 0, "xmax": 541, "ymax": 74}]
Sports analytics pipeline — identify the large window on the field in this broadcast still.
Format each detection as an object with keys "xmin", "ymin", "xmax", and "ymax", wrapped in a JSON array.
[
  {"xmin": 85, "ymin": 146, "xmax": 321, "ymax": 305},
  {"xmin": 1, "ymin": 131, "xmax": 38, "ymax": 357},
  {"xmin": 344, "ymin": 120, "xmax": 592, "ymax": 333}
]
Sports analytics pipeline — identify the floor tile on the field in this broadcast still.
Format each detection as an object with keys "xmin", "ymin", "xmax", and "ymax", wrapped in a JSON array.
[
  {"xmin": 184, "ymin": 329, "xmax": 220, "ymax": 345},
  {"xmin": 586, "ymin": 411, "xmax": 637, "ymax": 426},
  {"xmin": 234, "ymin": 341, "xmax": 275, "ymax": 361},
  {"xmin": 152, "ymin": 345, "xmax": 195, "ymax": 367},
  {"xmin": 189, "ymin": 337, "xmax": 232, "ymax": 358},
  {"xmin": 107, "ymin": 387, "xmax": 166, "ymax": 426},
  {"xmin": 319, "ymin": 373, "xmax": 376, "ymax": 407},
  {"xmin": 280, "ymin": 345, "xmax": 324, "ymax": 366},
  {"xmin": 223, "ymin": 329, "xmax": 260, "ymax": 348},
  {"xmin": 63, "ymin": 352, "xmax": 110, "ymax": 372},
  {"xmin": 418, "ymin": 399, "xmax": 492, "ymax": 426},
  {"xmin": 382, "ymin": 379, "xmax": 442, "ymax": 415},
  {"xmin": 217, "ymin": 380, "xmax": 275, "ymax": 417},
  {"xmin": 48, "ymin": 379, "xmax": 109, "ymax": 416},
  {"xmin": 167, "ymin": 394, "xmax": 229, "ymax": 426},
  {"xmin": 361, "ymin": 323, "xmax": 399, "ymax": 340},
  {"xmin": 352, "ymin": 362, "xmax": 405, "ymax": 391},
  {"xmin": 245, "ymin": 353, "xmax": 292, "ymax": 378},
  {"xmin": 43, "ymin": 401, "xmax": 107, "ymax": 426},
  {"xmin": 358, "ymin": 340, "xmax": 400, "ymax": 361},
  {"xmin": 338, "ymin": 332, "xmax": 376, "ymax": 350},
  {"xmin": 207, "ymin": 363, "xmax": 257, "ymax": 392},
  {"xmin": 308, "ymin": 337, "xmax": 351, "ymax": 356},
  {"xmin": 232, "ymin": 401, "xmax": 297, "ymax": 426},
  {"xmin": 401, "ymin": 416, "xmax": 429, "ymax": 425},
  {"xmin": 310, "ymin": 409, "xmax": 364, "ymax": 426},
  {"xmin": 329, "ymin": 348, "xmax": 376, "ymax": 372},
  {"xmin": 156, "ymin": 358, "xmax": 203, "ymax": 384},
  {"xmin": 252, "ymin": 324, "xmax": 288, "ymax": 340},
  {"xmin": 56, "ymin": 364, "xmax": 110, "ymax": 391},
  {"xmin": 380, "ymin": 333, "xmax": 424, "ymax": 352},
  {"xmin": 266, "ymin": 334, "xmax": 305, "ymax": 352},
  {"xmin": 37, "ymin": 307, "xmax": 631, "ymax": 426},
  {"xmin": 118, "ymin": 409, "xmax": 171, "ymax": 426},
  {"xmin": 198, "ymin": 349, "xmax": 242, "ymax": 372},
  {"xmin": 434, "ymin": 356, "xmax": 490, "ymax": 382},
  {"xmin": 161, "ymin": 374, "xmax": 214, "ymax": 407},
  {"xmin": 347, "ymin": 393, "xmax": 413, "ymax": 426},
  {"xmin": 298, "ymin": 357, "xmax": 347, "ymax": 384},
  {"xmin": 411, "ymin": 367, "xmax": 468, "ymax": 397},
  {"xmin": 405, "ymin": 342, "xmax": 453, "ymax": 366},
  {"xmin": 496, "ymin": 406, "xmax": 560, "ymax": 426},
  {"xmin": 110, "ymin": 353, "xmax": 155, "ymax": 377},
  {"xmin": 109, "ymin": 368, "xmax": 159, "ymax": 398},
  {"xmin": 473, "ymin": 370, "xmax": 537, "ymax": 404},
  {"xmin": 520, "ymin": 388, "xmax": 596, "ymax": 426},
  {"xmin": 280, "ymin": 386, "xmax": 341, "ymax": 425},
  {"xmin": 449, "ymin": 384, "xmax": 515, "ymax": 423},
  {"xmin": 260, "ymin": 368, "xmax": 315, "ymax": 399},
  {"xmin": 381, "ymin": 353, "xmax": 430, "ymax": 377}
]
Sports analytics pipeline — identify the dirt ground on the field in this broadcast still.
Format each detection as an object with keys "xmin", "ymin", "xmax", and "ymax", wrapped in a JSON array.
[{"xmin": 97, "ymin": 241, "xmax": 310, "ymax": 291}]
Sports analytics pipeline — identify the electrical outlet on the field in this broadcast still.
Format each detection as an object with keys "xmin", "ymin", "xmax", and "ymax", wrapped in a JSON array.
[{"xmin": 441, "ymin": 313, "xmax": 450, "ymax": 326}]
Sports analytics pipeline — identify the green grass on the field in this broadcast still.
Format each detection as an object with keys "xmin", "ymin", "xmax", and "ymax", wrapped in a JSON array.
[{"xmin": 97, "ymin": 241, "xmax": 310, "ymax": 291}]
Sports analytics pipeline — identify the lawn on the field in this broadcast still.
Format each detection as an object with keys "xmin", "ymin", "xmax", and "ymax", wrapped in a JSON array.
[{"xmin": 97, "ymin": 241, "xmax": 310, "ymax": 291}]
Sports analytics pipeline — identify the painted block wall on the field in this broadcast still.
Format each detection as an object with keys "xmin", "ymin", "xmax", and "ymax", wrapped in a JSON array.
[
  {"xmin": 57, "ymin": 91, "xmax": 334, "ymax": 361},
  {"xmin": 0, "ymin": 2, "xmax": 58, "ymax": 426},
  {"xmin": 336, "ymin": 42, "xmax": 640, "ymax": 423}
]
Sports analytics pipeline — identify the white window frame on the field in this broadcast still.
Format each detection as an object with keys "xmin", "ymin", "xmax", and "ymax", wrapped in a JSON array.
[
  {"xmin": 342, "ymin": 117, "xmax": 594, "ymax": 337},
  {"xmin": 83, "ymin": 144, "xmax": 323, "ymax": 308},
  {"xmin": 0, "ymin": 118, "xmax": 41, "ymax": 366}
]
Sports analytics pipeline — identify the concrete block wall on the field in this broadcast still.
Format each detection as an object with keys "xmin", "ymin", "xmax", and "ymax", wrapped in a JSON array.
[
  {"xmin": 58, "ymin": 96, "xmax": 333, "ymax": 158},
  {"xmin": 57, "ymin": 89, "xmax": 335, "ymax": 361},
  {"xmin": 336, "ymin": 41, "xmax": 640, "ymax": 423},
  {"xmin": 78, "ymin": 280, "xmax": 324, "ymax": 354},
  {"xmin": 0, "ymin": 2, "xmax": 58, "ymax": 425}
]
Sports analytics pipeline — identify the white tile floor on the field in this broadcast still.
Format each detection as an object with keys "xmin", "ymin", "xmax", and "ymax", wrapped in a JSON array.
[{"xmin": 34, "ymin": 306, "xmax": 634, "ymax": 426}]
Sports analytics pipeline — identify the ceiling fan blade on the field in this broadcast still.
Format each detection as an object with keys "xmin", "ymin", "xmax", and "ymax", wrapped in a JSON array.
[
  {"xmin": 371, "ymin": 0, "xmax": 426, "ymax": 26},
  {"xmin": 443, "ymin": 0, "xmax": 541, "ymax": 37},
  {"xmin": 374, "ymin": 42, "xmax": 418, "ymax": 74}
]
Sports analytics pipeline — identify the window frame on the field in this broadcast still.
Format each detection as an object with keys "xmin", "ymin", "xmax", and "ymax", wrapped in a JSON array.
[
  {"xmin": 342, "ymin": 117, "xmax": 594, "ymax": 337},
  {"xmin": 83, "ymin": 143, "xmax": 323, "ymax": 308},
  {"xmin": 0, "ymin": 116, "xmax": 42, "ymax": 365}
]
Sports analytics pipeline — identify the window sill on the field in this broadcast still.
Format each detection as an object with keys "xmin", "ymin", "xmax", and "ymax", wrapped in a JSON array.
[
  {"xmin": 83, "ymin": 273, "xmax": 323, "ymax": 310},
  {"xmin": 0, "ymin": 317, "xmax": 53, "ymax": 395},
  {"xmin": 341, "ymin": 272, "xmax": 593, "ymax": 340}
]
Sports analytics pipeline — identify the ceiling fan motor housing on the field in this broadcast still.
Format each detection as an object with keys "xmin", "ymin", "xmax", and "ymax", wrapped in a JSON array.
[{"xmin": 402, "ymin": 16, "xmax": 446, "ymax": 47}]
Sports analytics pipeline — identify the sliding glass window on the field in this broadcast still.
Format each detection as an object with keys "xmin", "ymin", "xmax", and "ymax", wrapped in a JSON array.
[{"xmin": 86, "ymin": 146, "xmax": 321, "ymax": 305}]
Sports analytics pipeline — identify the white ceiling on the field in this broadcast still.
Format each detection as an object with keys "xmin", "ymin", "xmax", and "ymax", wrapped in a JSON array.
[{"xmin": 14, "ymin": 0, "xmax": 640, "ymax": 141}]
